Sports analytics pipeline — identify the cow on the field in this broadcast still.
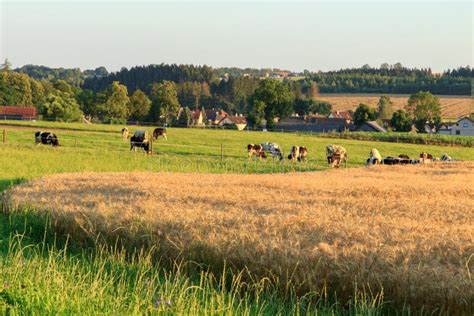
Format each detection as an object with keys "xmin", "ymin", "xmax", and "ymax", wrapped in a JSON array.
[
  {"xmin": 365, "ymin": 148, "xmax": 382, "ymax": 166},
  {"xmin": 130, "ymin": 130, "xmax": 151, "ymax": 154},
  {"xmin": 121, "ymin": 127, "xmax": 129, "ymax": 141},
  {"xmin": 288, "ymin": 146, "xmax": 308, "ymax": 162},
  {"xmin": 420, "ymin": 152, "xmax": 434, "ymax": 164},
  {"xmin": 261, "ymin": 142, "xmax": 284, "ymax": 161},
  {"xmin": 382, "ymin": 156, "xmax": 419, "ymax": 165},
  {"xmin": 326, "ymin": 145, "xmax": 348, "ymax": 168},
  {"xmin": 153, "ymin": 127, "xmax": 167, "ymax": 141},
  {"xmin": 247, "ymin": 144, "xmax": 267, "ymax": 160},
  {"xmin": 440, "ymin": 154, "xmax": 452, "ymax": 162},
  {"xmin": 398, "ymin": 154, "xmax": 410, "ymax": 160},
  {"xmin": 35, "ymin": 131, "xmax": 59, "ymax": 146}
]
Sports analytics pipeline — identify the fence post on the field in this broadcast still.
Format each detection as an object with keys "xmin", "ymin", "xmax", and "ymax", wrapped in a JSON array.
[
  {"xmin": 2, "ymin": 129, "xmax": 5, "ymax": 143},
  {"xmin": 150, "ymin": 135, "xmax": 153, "ymax": 155},
  {"xmin": 220, "ymin": 141, "xmax": 224, "ymax": 162}
]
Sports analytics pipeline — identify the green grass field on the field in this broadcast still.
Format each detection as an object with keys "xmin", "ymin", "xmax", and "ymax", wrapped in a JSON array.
[{"xmin": 1, "ymin": 120, "xmax": 472, "ymax": 314}]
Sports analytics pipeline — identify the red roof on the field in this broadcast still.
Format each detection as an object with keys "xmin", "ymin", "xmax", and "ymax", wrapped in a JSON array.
[
  {"xmin": 0, "ymin": 106, "xmax": 37, "ymax": 118},
  {"xmin": 330, "ymin": 111, "xmax": 352, "ymax": 120}
]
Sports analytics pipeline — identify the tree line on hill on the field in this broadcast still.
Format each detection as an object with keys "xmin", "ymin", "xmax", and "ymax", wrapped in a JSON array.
[{"xmin": 0, "ymin": 59, "xmax": 469, "ymax": 132}]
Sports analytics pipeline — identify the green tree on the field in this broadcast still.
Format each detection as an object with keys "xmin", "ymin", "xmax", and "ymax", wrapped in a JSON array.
[
  {"xmin": 353, "ymin": 103, "xmax": 377, "ymax": 127},
  {"xmin": 248, "ymin": 100, "xmax": 266, "ymax": 127},
  {"xmin": 406, "ymin": 91, "xmax": 441, "ymax": 132},
  {"xmin": 149, "ymin": 81, "xmax": 181, "ymax": 124},
  {"xmin": 0, "ymin": 58, "xmax": 12, "ymax": 71},
  {"xmin": 177, "ymin": 107, "xmax": 192, "ymax": 127},
  {"xmin": 40, "ymin": 92, "xmax": 82, "ymax": 122},
  {"xmin": 99, "ymin": 81, "xmax": 130, "ymax": 121},
  {"xmin": 390, "ymin": 109, "xmax": 412, "ymax": 132},
  {"xmin": 129, "ymin": 89, "xmax": 151, "ymax": 120},
  {"xmin": 250, "ymin": 79, "xmax": 294, "ymax": 129},
  {"xmin": 0, "ymin": 71, "xmax": 33, "ymax": 105},
  {"xmin": 377, "ymin": 96, "xmax": 394, "ymax": 120}
]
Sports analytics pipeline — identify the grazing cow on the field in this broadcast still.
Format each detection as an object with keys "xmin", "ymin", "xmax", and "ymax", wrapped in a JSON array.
[
  {"xmin": 326, "ymin": 145, "xmax": 348, "ymax": 168},
  {"xmin": 365, "ymin": 148, "xmax": 382, "ymax": 166},
  {"xmin": 382, "ymin": 156, "xmax": 419, "ymax": 165},
  {"xmin": 130, "ymin": 130, "xmax": 151, "ymax": 154},
  {"xmin": 261, "ymin": 142, "xmax": 284, "ymax": 161},
  {"xmin": 440, "ymin": 154, "xmax": 452, "ymax": 162},
  {"xmin": 288, "ymin": 146, "xmax": 308, "ymax": 162},
  {"xmin": 35, "ymin": 131, "xmax": 59, "ymax": 146},
  {"xmin": 398, "ymin": 154, "xmax": 410, "ymax": 160},
  {"xmin": 153, "ymin": 127, "xmax": 167, "ymax": 141},
  {"xmin": 420, "ymin": 152, "xmax": 434, "ymax": 163},
  {"xmin": 247, "ymin": 144, "xmax": 267, "ymax": 160},
  {"xmin": 121, "ymin": 127, "xmax": 129, "ymax": 141}
]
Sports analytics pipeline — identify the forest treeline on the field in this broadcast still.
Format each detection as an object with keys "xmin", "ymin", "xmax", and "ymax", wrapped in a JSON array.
[
  {"xmin": 1, "ymin": 59, "xmax": 472, "ymax": 131},
  {"xmin": 14, "ymin": 62, "xmax": 472, "ymax": 96}
]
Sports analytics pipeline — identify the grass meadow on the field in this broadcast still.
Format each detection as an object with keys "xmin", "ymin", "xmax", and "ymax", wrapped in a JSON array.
[{"xmin": 1, "ymin": 120, "xmax": 473, "ymax": 314}]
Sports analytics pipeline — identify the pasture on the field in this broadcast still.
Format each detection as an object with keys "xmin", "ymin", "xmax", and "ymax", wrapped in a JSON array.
[
  {"xmin": 1, "ymin": 120, "xmax": 473, "ymax": 314},
  {"xmin": 1, "ymin": 120, "xmax": 473, "ymax": 191},
  {"xmin": 318, "ymin": 93, "xmax": 472, "ymax": 119}
]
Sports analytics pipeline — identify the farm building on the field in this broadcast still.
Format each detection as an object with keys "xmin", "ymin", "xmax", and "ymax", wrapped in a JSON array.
[
  {"xmin": 218, "ymin": 115, "xmax": 247, "ymax": 130},
  {"xmin": 448, "ymin": 117, "xmax": 474, "ymax": 136},
  {"xmin": 275, "ymin": 115, "xmax": 352, "ymax": 133},
  {"xmin": 356, "ymin": 121, "xmax": 387, "ymax": 132},
  {"xmin": 328, "ymin": 111, "xmax": 353, "ymax": 123},
  {"xmin": 204, "ymin": 109, "xmax": 228, "ymax": 125},
  {"xmin": 0, "ymin": 106, "xmax": 37, "ymax": 120}
]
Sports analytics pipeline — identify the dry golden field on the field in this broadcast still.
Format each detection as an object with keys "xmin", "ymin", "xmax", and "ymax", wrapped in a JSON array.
[
  {"xmin": 318, "ymin": 94, "xmax": 473, "ymax": 119},
  {"xmin": 5, "ymin": 163, "xmax": 474, "ymax": 312}
]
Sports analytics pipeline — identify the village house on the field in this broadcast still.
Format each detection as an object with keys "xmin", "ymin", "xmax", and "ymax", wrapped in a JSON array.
[
  {"xmin": 218, "ymin": 114, "xmax": 247, "ymax": 130},
  {"xmin": 356, "ymin": 121, "xmax": 387, "ymax": 132},
  {"xmin": 328, "ymin": 110, "xmax": 353, "ymax": 123},
  {"xmin": 448, "ymin": 117, "xmax": 474, "ymax": 136},
  {"xmin": 0, "ymin": 106, "xmax": 37, "ymax": 120},
  {"xmin": 275, "ymin": 114, "xmax": 352, "ymax": 133}
]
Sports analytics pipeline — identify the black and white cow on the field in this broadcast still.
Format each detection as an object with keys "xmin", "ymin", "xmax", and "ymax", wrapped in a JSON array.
[
  {"xmin": 261, "ymin": 142, "xmax": 284, "ymax": 161},
  {"xmin": 153, "ymin": 127, "xmax": 167, "ymax": 141},
  {"xmin": 130, "ymin": 130, "xmax": 151, "ymax": 154},
  {"xmin": 35, "ymin": 131, "xmax": 60, "ymax": 146}
]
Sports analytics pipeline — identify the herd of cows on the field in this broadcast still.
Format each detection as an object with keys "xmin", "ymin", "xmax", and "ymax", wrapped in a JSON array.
[{"xmin": 33, "ymin": 129, "xmax": 455, "ymax": 168}]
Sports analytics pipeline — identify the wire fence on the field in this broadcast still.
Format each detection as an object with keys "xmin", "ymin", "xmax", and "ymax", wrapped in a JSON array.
[
  {"xmin": 0, "ymin": 126, "xmax": 328, "ymax": 174},
  {"xmin": 2, "ymin": 115, "xmax": 472, "ymax": 147}
]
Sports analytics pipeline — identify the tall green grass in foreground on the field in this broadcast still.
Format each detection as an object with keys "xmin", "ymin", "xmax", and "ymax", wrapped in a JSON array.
[{"xmin": 0, "ymin": 209, "xmax": 387, "ymax": 315}]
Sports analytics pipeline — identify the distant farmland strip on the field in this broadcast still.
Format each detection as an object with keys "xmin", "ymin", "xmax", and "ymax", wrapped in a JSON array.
[{"xmin": 318, "ymin": 94, "xmax": 473, "ymax": 119}]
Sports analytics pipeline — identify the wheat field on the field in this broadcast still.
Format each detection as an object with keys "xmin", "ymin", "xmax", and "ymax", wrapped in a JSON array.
[
  {"xmin": 318, "ymin": 94, "xmax": 473, "ymax": 119},
  {"xmin": 5, "ymin": 162, "xmax": 474, "ymax": 313}
]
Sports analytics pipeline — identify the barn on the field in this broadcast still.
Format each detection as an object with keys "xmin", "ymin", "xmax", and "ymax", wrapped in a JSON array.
[{"xmin": 0, "ymin": 106, "xmax": 37, "ymax": 120}]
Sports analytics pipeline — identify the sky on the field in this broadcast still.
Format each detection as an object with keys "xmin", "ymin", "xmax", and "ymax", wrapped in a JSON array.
[{"xmin": 0, "ymin": 0, "xmax": 472, "ymax": 72}]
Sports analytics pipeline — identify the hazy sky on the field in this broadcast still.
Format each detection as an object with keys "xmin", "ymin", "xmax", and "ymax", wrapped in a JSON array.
[{"xmin": 1, "ymin": 1, "xmax": 472, "ymax": 72}]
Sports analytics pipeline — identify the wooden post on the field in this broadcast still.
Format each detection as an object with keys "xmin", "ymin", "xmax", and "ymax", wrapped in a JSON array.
[
  {"xmin": 150, "ymin": 135, "xmax": 153, "ymax": 155},
  {"xmin": 220, "ymin": 141, "xmax": 224, "ymax": 162},
  {"xmin": 2, "ymin": 129, "xmax": 5, "ymax": 143}
]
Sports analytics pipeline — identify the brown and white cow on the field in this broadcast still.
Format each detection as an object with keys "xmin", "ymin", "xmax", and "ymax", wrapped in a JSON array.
[
  {"xmin": 288, "ymin": 146, "xmax": 308, "ymax": 162},
  {"xmin": 420, "ymin": 152, "xmax": 434, "ymax": 163},
  {"xmin": 247, "ymin": 144, "xmax": 267, "ymax": 160},
  {"xmin": 326, "ymin": 144, "xmax": 348, "ymax": 168},
  {"xmin": 121, "ymin": 127, "xmax": 129, "ymax": 141},
  {"xmin": 153, "ymin": 127, "xmax": 167, "ymax": 141}
]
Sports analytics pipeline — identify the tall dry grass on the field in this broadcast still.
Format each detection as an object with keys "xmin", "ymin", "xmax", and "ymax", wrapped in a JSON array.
[{"xmin": 5, "ymin": 163, "xmax": 474, "ymax": 313}]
